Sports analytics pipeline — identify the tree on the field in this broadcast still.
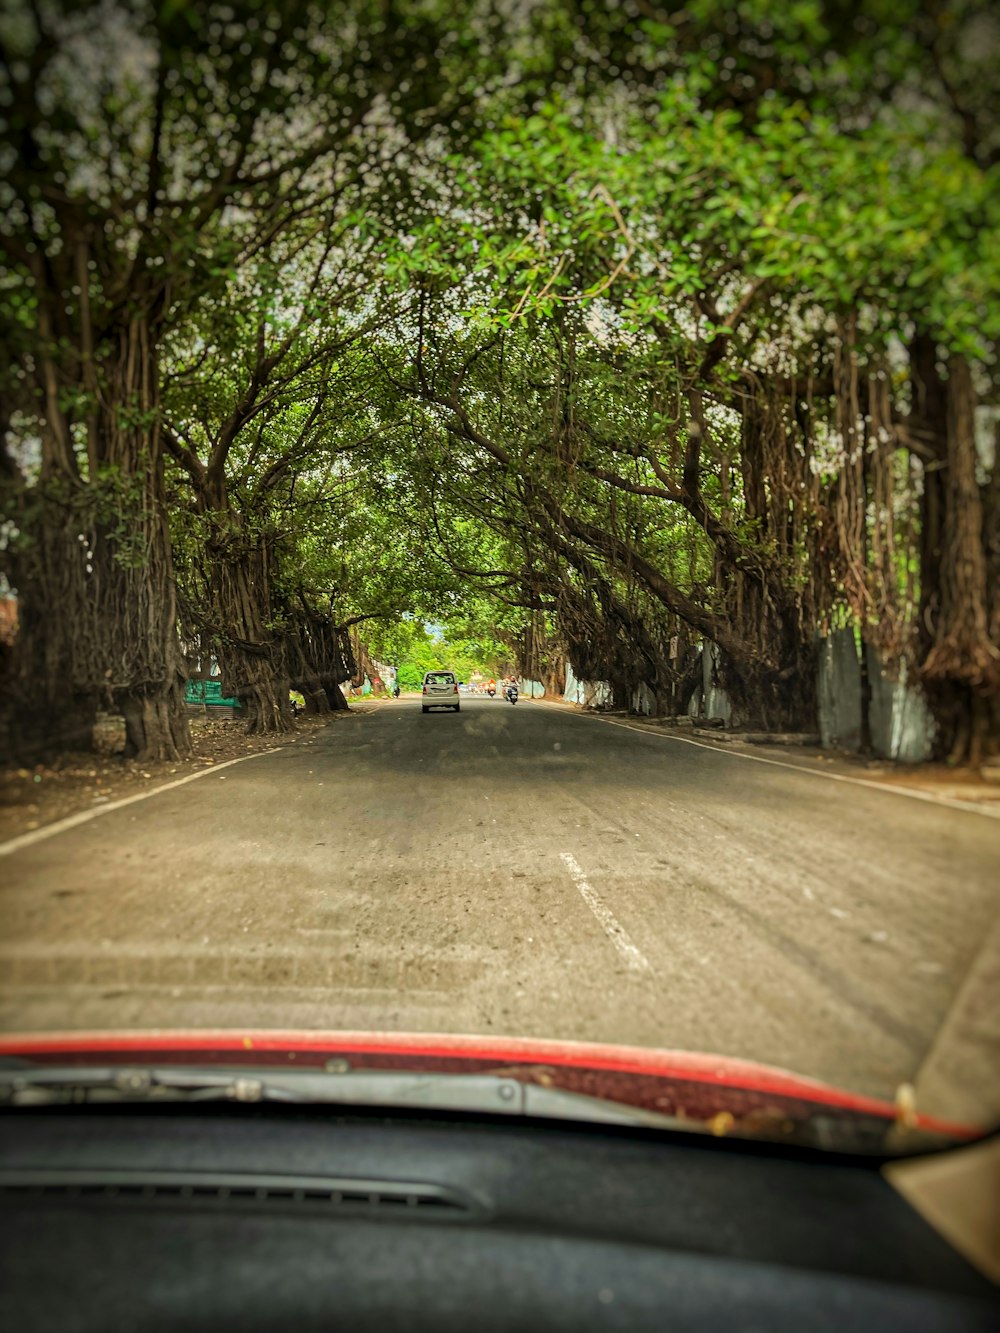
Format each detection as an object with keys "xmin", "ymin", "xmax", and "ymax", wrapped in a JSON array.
[
  {"xmin": 4, "ymin": 2, "xmax": 996, "ymax": 761},
  {"xmin": 163, "ymin": 216, "xmax": 390, "ymax": 732},
  {"xmin": 375, "ymin": 10, "xmax": 998, "ymax": 750},
  {"xmin": 0, "ymin": 0, "xmax": 535, "ymax": 758}
]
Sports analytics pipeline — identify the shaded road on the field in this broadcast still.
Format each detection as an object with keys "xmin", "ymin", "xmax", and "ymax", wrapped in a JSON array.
[{"xmin": 2, "ymin": 697, "xmax": 998, "ymax": 1120}]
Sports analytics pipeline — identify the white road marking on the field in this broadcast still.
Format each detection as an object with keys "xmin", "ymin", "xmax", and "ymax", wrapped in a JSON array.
[
  {"xmin": 559, "ymin": 852, "xmax": 650, "ymax": 972},
  {"xmin": 530, "ymin": 701, "xmax": 1000, "ymax": 820},
  {"xmin": 0, "ymin": 749, "xmax": 285, "ymax": 858}
]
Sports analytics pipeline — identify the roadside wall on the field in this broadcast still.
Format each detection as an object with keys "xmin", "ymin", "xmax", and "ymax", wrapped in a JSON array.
[
  {"xmin": 701, "ymin": 642, "xmax": 733, "ymax": 725},
  {"xmin": 631, "ymin": 682, "xmax": 655, "ymax": 715},
  {"xmin": 815, "ymin": 628, "xmax": 933, "ymax": 760},
  {"xmin": 817, "ymin": 628, "xmax": 862, "ymax": 749},
  {"xmin": 684, "ymin": 645, "xmax": 730, "ymax": 724},
  {"xmin": 563, "ymin": 664, "xmax": 612, "ymax": 709},
  {"xmin": 567, "ymin": 632, "xmax": 935, "ymax": 762},
  {"xmin": 864, "ymin": 646, "xmax": 935, "ymax": 762}
]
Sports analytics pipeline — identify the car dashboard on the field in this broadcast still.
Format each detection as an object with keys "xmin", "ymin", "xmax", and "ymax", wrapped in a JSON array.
[{"xmin": 1, "ymin": 1102, "xmax": 996, "ymax": 1330}]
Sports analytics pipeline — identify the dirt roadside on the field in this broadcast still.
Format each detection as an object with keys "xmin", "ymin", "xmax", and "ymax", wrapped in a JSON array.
[{"xmin": 0, "ymin": 707, "xmax": 375, "ymax": 845}]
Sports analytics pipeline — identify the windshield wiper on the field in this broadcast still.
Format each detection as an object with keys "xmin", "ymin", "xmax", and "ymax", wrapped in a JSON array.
[
  {"xmin": 1, "ymin": 1065, "xmax": 938, "ymax": 1152},
  {"xmin": 0, "ymin": 1065, "xmax": 688, "ymax": 1131}
]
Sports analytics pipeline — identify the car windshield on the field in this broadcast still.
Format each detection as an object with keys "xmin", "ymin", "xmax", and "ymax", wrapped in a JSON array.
[{"xmin": 1, "ymin": 1, "xmax": 998, "ymax": 1157}]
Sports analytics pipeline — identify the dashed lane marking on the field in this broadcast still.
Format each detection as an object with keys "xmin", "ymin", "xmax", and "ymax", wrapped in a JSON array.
[{"xmin": 559, "ymin": 852, "xmax": 650, "ymax": 973}]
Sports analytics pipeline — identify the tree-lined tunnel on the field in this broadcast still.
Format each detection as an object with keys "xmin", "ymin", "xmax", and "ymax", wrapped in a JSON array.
[{"xmin": 2, "ymin": 0, "xmax": 998, "ymax": 766}]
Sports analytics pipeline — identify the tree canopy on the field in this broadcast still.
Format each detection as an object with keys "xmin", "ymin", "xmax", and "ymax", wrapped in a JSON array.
[{"xmin": 2, "ymin": 0, "xmax": 997, "ymax": 762}]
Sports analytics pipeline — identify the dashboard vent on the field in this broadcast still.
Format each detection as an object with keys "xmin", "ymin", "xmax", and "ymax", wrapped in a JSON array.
[{"xmin": 0, "ymin": 1170, "xmax": 480, "ymax": 1218}]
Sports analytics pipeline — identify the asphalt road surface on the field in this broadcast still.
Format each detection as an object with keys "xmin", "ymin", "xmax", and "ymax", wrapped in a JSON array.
[{"xmin": 2, "ymin": 696, "xmax": 999, "ymax": 1122}]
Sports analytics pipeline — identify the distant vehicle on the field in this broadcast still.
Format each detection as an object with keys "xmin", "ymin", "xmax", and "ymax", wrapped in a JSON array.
[
  {"xmin": 458, "ymin": 682, "xmax": 468, "ymax": 692},
  {"xmin": 505, "ymin": 683, "xmax": 518, "ymax": 705},
  {"xmin": 422, "ymin": 670, "xmax": 460, "ymax": 713}
]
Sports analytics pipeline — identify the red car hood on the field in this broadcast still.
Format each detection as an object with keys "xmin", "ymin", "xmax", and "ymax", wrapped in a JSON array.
[{"xmin": 0, "ymin": 1029, "xmax": 980, "ymax": 1144}]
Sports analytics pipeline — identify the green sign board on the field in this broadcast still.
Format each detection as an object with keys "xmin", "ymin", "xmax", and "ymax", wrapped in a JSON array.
[{"xmin": 185, "ymin": 679, "xmax": 241, "ymax": 709}]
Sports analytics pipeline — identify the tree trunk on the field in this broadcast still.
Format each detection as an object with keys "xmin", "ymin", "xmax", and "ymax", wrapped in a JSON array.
[
  {"xmin": 2, "ymin": 492, "xmax": 100, "ymax": 760},
  {"xmin": 99, "ymin": 321, "xmax": 191, "ymax": 761},
  {"xmin": 7, "ymin": 318, "xmax": 190, "ymax": 763},
  {"xmin": 208, "ymin": 526, "xmax": 295, "ymax": 737},
  {"xmin": 544, "ymin": 660, "xmax": 566, "ymax": 698},
  {"xmin": 238, "ymin": 676, "xmax": 295, "ymax": 734},
  {"xmin": 915, "ymin": 352, "xmax": 1000, "ymax": 763},
  {"xmin": 283, "ymin": 606, "xmax": 353, "ymax": 717},
  {"xmin": 669, "ymin": 648, "xmax": 703, "ymax": 717},
  {"xmin": 715, "ymin": 559, "xmax": 818, "ymax": 733},
  {"xmin": 325, "ymin": 682, "xmax": 350, "ymax": 711},
  {"xmin": 287, "ymin": 642, "xmax": 332, "ymax": 716},
  {"xmin": 858, "ymin": 630, "xmax": 873, "ymax": 754},
  {"xmin": 185, "ymin": 464, "xmax": 297, "ymax": 738},
  {"xmin": 720, "ymin": 657, "xmax": 817, "ymax": 732},
  {"xmin": 349, "ymin": 627, "xmax": 380, "ymax": 691},
  {"xmin": 121, "ymin": 678, "xmax": 190, "ymax": 759},
  {"xmin": 301, "ymin": 688, "xmax": 332, "ymax": 715}
]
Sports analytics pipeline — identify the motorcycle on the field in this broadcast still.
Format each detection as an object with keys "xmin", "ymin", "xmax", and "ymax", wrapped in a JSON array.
[
  {"xmin": 487, "ymin": 687, "xmax": 496, "ymax": 698},
  {"xmin": 505, "ymin": 684, "xmax": 518, "ymax": 705}
]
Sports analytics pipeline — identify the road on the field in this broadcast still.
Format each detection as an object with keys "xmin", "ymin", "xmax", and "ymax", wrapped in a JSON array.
[{"xmin": 2, "ymin": 696, "xmax": 999, "ymax": 1121}]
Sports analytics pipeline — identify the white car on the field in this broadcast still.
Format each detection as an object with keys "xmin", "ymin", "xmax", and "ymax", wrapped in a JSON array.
[{"xmin": 421, "ymin": 670, "xmax": 460, "ymax": 712}]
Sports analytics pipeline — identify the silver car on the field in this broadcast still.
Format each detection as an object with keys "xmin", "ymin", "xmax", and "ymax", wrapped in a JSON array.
[{"xmin": 421, "ymin": 670, "xmax": 460, "ymax": 713}]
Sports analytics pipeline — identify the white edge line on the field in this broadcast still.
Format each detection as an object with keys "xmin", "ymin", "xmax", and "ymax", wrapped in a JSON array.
[
  {"xmin": 560, "ymin": 852, "xmax": 650, "ymax": 972},
  {"xmin": 533, "ymin": 701, "xmax": 1000, "ymax": 821},
  {"xmin": 0, "ymin": 748, "xmax": 286, "ymax": 858}
]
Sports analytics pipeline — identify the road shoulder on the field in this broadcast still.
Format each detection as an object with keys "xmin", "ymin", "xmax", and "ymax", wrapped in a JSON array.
[
  {"xmin": 0, "ymin": 710, "xmax": 368, "ymax": 847},
  {"xmin": 912, "ymin": 916, "xmax": 1000, "ymax": 1128},
  {"xmin": 531, "ymin": 699, "xmax": 1000, "ymax": 818}
]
